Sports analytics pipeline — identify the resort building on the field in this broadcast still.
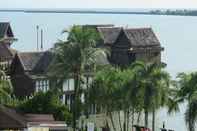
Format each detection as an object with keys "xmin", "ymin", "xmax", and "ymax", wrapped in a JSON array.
[
  {"xmin": 9, "ymin": 24, "xmax": 164, "ymax": 103},
  {"xmin": 96, "ymin": 25, "xmax": 163, "ymax": 65},
  {"xmin": 62, "ymin": 25, "xmax": 164, "ymax": 109},
  {"xmin": 4, "ymin": 23, "xmax": 164, "ymax": 130}
]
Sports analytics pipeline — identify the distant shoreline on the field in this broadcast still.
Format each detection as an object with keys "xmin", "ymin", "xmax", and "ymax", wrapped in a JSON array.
[{"xmin": 1, "ymin": 9, "xmax": 197, "ymax": 16}]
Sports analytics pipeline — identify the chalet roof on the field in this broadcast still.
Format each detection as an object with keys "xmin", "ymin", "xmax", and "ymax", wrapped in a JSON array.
[
  {"xmin": 0, "ymin": 105, "xmax": 66, "ymax": 129},
  {"xmin": 83, "ymin": 24, "xmax": 114, "ymax": 28},
  {"xmin": 24, "ymin": 114, "xmax": 54, "ymax": 122},
  {"xmin": 0, "ymin": 22, "xmax": 14, "ymax": 38},
  {"xmin": 96, "ymin": 27, "xmax": 161, "ymax": 47},
  {"xmin": 0, "ymin": 44, "xmax": 13, "ymax": 59},
  {"xmin": 0, "ymin": 105, "xmax": 26, "ymax": 129},
  {"xmin": 124, "ymin": 28, "xmax": 160, "ymax": 47},
  {"xmin": 97, "ymin": 27, "xmax": 121, "ymax": 44},
  {"xmin": 18, "ymin": 51, "xmax": 53, "ymax": 73}
]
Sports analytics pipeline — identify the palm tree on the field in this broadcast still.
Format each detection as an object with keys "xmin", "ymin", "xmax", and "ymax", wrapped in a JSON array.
[
  {"xmin": 175, "ymin": 72, "xmax": 197, "ymax": 131},
  {"xmin": 0, "ymin": 69, "xmax": 13, "ymax": 104},
  {"xmin": 130, "ymin": 62, "xmax": 170, "ymax": 130},
  {"xmin": 88, "ymin": 65, "xmax": 131, "ymax": 131},
  {"xmin": 49, "ymin": 25, "xmax": 103, "ymax": 131}
]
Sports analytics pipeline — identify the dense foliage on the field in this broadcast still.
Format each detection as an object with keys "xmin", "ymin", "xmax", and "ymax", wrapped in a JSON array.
[
  {"xmin": 87, "ymin": 62, "xmax": 171, "ymax": 131},
  {"xmin": 0, "ymin": 69, "xmax": 13, "ymax": 104},
  {"xmin": 172, "ymin": 72, "xmax": 197, "ymax": 131},
  {"xmin": 17, "ymin": 91, "xmax": 72, "ymax": 124}
]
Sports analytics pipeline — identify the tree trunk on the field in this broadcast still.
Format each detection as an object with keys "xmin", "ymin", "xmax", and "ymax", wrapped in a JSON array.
[
  {"xmin": 144, "ymin": 109, "xmax": 148, "ymax": 128},
  {"xmin": 123, "ymin": 111, "xmax": 126, "ymax": 131},
  {"xmin": 109, "ymin": 112, "xmax": 116, "ymax": 131},
  {"xmin": 137, "ymin": 111, "xmax": 141, "ymax": 124},
  {"xmin": 126, "ymin": 110, "xmax": 130, "ymax": 131},
  {"xmin": 131, "ymin": 109, "xmax": 135, "ymax": 131},
  {"xmin": 118, "ymin": 111, "xmax": 123, "ymax": 131},
  {"xmin": 152, "ymin": 108, "xmax": 155, "ymax": 131},
  {"xmin": 73, "ymin": 73, "xmax": 80, "ymax": 131}
]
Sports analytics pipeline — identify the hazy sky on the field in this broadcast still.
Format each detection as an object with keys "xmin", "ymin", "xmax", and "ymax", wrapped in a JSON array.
[{"xmin": 1, "ymin": 0, "xmax": 197, "ymax": 9}]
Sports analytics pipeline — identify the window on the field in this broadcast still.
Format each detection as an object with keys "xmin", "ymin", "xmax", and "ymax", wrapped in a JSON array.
[
  {"xmin": 35, "ymin": 79, "xmax": 50, "ymax": 93},
  {"xmin": 63, "ymin": 79, "xmax": 69, "ymax": 91},
  {"xmin": 69, "ymin": 79, "xmax": 74, "ymax": 90}
]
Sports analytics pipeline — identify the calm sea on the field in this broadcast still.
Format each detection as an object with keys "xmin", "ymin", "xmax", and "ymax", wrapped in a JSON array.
[{"xmin": 1, "ymin": 11, "xmax": 196, "ymax": 131}]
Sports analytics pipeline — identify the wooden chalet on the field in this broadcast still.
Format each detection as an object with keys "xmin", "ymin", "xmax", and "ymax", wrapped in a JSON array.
[
  {"xmin": 10, "ymin": 51, "xmax": 53, "ymax": 98},
  {"xmin": 96, "ymin": 26, "xmax": 164, "ymax": 66}
]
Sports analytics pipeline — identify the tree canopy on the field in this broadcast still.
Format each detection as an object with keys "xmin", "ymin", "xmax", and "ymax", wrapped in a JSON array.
[{"xmin": 17, "ymin": 90, "xmax": 72, "ymax": 124}]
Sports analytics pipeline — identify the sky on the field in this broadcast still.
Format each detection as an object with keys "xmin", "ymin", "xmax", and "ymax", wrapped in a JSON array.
[{"xmin": 1, "ymin": 0, "xmax": 197, "ymax": 9}]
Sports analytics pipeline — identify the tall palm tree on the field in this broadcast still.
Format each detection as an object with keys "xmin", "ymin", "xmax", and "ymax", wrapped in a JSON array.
[
  {"xmin": 88, "ymin": 65, "xmax": 130, "ymax": 131},
  {"xmin": 49, "ymin": 25, "xmax": 103, "ymax": 131},
  {"xmin": 175, "ymin": 72, "xmax": 197, "ymax": 131},
  {"xmin": 131, "ymin": 62, "xmax": 170, "ymax": 130}
]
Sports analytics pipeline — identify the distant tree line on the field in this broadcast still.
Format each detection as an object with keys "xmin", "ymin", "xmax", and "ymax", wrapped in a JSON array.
[{"xmin": 150, "ymin": 9, "xmax": 197, "ymax": 16}]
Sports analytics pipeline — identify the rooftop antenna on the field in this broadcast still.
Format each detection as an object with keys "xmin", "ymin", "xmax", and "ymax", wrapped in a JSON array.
[
  {"xmin": 36, "ymin": 25, "xmax": 39, "ymax": 51},
  {"xmin": 41, "ymin": 29, "xmax": 43, "ymax": 51}
]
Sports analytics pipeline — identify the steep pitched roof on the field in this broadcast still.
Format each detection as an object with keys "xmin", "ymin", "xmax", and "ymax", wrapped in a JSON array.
[
  {"xmin": 0, "ymin": 105, "xmax": 26, "ymax": 129},
  {"xmin": 0, "ymin": 44, "xmax": 13, "ymax": 59},
  {"xmin": 0, "ymin": 22, "xmax": 14, "ymax": 38},
  {"xmin": 83, "ymin": 24, "xmax": 114, "ymax": 28},
  {"xmin": 124, "ymin": 28, "xmax": 160, "ymax": 47},
  {"xmin": 97, "ymin": 27, "xmax": 122, "ymax": 44},
  {"xmin": 0, "ymin": 105, "xmax": 66, "ymax": 129},
  {"xmin": 97, "ymin": 27, "xmax": 161, "ymax": 47},
  {"xmin": 18, "ymin": 51, "xmax": 53, "ymax": 73},
  {"xmin": 18, "ymin": 52, "xmax": 45, "ymax": 71}
]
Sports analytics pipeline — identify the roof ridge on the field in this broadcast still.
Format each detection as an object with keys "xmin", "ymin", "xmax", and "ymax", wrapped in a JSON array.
[
  {"xmin": 0, "ymin": 105, "xmax": 26, "ymax": 126},
  {"xmin": 20, "ymin": 51, "xmax": 45, "ymax": 53},
  {"xmin": 124, "ymin": 27, "xmax": 152, "ymax": 31},
  {"xmin": 17, "ymin": 53, "xmax": 27, "ymax": 71}
]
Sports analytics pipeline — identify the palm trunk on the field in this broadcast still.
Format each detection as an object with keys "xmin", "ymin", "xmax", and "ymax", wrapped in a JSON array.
[
  {"xmin": 137, "ymin": 111, "xmax": 141, "ymax": 124},
  {"xmin": 123, "ymin": 110, "xmax": 126, "ymax": 131},
  {"xmin": 152, "ymin": 108, "xmax": 155, "ymax": 131},
  {"xmin": 126, "ymin": 110, "xmax": 130, "ymax": 131},
  {"xmin": 118, "ymin": 111, "xmax": 123, "ymax": 131},
  {"xmin": 131, "ymin": 109, "xmax": 135, "ymax": 131},
  {"xmin": 144, "ymin": 109, "xmax": 148, "ymax": 128},
  {"xmin": 109, "ymin": 112, "xmax": 116, "ymax": 131},
  {"xmin": 73, "ymin": 73, "xmax": 80, "ymax": 131}
]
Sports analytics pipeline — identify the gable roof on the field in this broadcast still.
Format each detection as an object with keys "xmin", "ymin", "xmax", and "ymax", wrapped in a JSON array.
[
  {"xmin": 124, "ymin": 28, "xmax": 160, "ymax": 47},
  {"xmin": 97, "ymin": 27, "xmax": 122, "ymax": 44},
  {"xmin": 0, "ymin": 105, "xmax": 26, "ymax": 129},
  {"xmin": 0, "ymin": 22, "xmax": 14, "ymax": 38},
  {"xmin": 97, "ymin": 27, "xmax": 161, "ymax": 47},
  {"xmin": 0, "ymin": 105, "xmax": 66, "ymax": 129},
  {"xmin": 0, "ymin": 43, "xmax": 13, "ymax": 59},
  {"xmin": 18, "ymin": 51, "xmax": 53, "ymax": 73}
]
